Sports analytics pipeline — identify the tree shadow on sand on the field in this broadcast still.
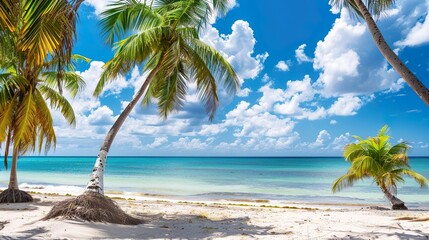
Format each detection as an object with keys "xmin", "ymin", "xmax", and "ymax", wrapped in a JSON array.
[
  {"xmin": 64, "ymin": 213, "xmax": 278, "ymax": 239},
  {"xmin": 0, "ymin": 227, "xmax": 49, "ymax": 240},
  {"xmin": 326, "ymin": 227, "xmax": 429, "ymax": 240}
]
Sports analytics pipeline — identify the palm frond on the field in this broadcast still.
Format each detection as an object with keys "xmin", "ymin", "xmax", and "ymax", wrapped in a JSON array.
[
  {"xmin": 38, "ymin": 85, "xmax": 76, "ymax": 126},
  {"xmin": 154, "ymin": 63, "xmax": 188, "ymax": 118},
  {"xmin": 398, "ymin": 169, "xmax": 429, "ymax": 188},
  {"xmin": 95, "ymin": 26, "xmax": 167, "ymax": 96},
  {"xmin": 19, "ymin": 1, "xmax": 71, "ymax": 66},
  {"xmin": 329, "ymin": 0, "xmax": 395, "ymax": 18},
  {"xmin": 158, "ymin": 0, "xmax": 211, "ymax": 31},
  {"xmin": 13, "ymin": 89, "xmax": 37, "ymax": 149},
  {"xmin": 0, "ymin": 94, "xmax": 18, "ymax": 142},
  {"xmin": 100, "ymin": 0, "xmax": 163, "ymax": 45},
  {"xmin": 332, "ymin": 172, "xmax": 360, "ymax": 193},
  {"xmin": 343, "ymin": 143, "xmax": 366, "ymax": 161},
  {"xmin": 0, "ymin": 0, "xmax": 15, "ymax": 32},
  {"xmin": 351, "ymin": 155, "xmax": 382, "ymax": 178},
  {"xmin": 40, "ymin": 71, "xmax": 85, "ymax": 97},
  {"xmin": 33, "ymin": 89, "xmax": 56, "ymax": 153}
]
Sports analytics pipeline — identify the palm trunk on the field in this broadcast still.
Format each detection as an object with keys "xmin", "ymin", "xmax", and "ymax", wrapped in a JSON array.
[
  {"xmin": 8, "ymin": 146, "xmax": 19, "ymax": 190},
  {"xmin": 380, "ymin": 185, "xmax": 407, "ymax": 210},
  {"xmin": 353, "ymin": 0, "xmax": 429, "ymax": 107},
  {"xmin": 85, "ymin": 58, "xmax": 164, "ymax": 195},
  {"xmin": 3, "ymin": 129, "xmax": 11, "ymax": 170}
]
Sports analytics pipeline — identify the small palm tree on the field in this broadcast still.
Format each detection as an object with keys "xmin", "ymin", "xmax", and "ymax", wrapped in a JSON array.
[
  {"xmin": 329, "ymin": 0, "xmax": 429, "ymax": 107},
  {"xmin": 44, "ymin": 0, "xmax": 239, "ymax": 225},
  {"xmin": 332, "ymin": 125, "xmax": 429, "ymax": 209},
  {"xmin": 0, "ymin": 0, "xmax": 86, "ymax": 203}
]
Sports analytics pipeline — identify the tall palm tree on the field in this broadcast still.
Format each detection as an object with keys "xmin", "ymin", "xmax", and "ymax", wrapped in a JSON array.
[
  {"xmin": 329, "ymin": 0, "xmax": 429, "ymax": 107},
  {"xmin": 332, "ymin": 125, "xmax": 428, "ymax": 209},
  {"xmin": 45, "ymin": 0, "xmax": 239, "ymax": 224},
  {"xmin": 0, "ymin": 0, "xmax": 86, "ymax": 203}
]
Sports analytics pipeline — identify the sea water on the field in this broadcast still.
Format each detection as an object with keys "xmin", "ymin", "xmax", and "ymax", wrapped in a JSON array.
[{"xmin": 0, "ymin": 156, "xmax": 428, "ymax": 207}]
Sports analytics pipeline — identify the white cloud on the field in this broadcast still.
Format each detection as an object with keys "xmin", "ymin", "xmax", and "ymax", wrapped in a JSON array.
[
  {"xmin": 171, "ymin": 137, "xmax": 209, "ymax": 150},
  {"xmin": 396, "ymin": 2, "xmax": 429, "ymax": 47},
  {"xmin": 330, "ymin": 120, "xmax": 337, "ymax": 125},
  {"xmin": 309, "ymin": 130, "xmax": 331, "ymax": 148},
  {"xmin": 83, "ymin": 0, "xmax": 111, "ymax": 16},
  {"xmin": 295, "ymin": 44, "xmax": 312, "ymax": 63},
  {"xmin": 148, "ymin": 137, "xmax": 168, "ymax": 149},
  {"xmin": 275, "ymin": 61, "xmax": 290, "ymax": 71},
  {"xmin": 224, "ymin": 101, "xmax": 297, "ymax": 138},
  {"xmin": 261, "ymin": 74, "xmax": 270, "ymax": 83},
  {"xmin": 332, "ymin": 133, "xmax": 351, "ymax": 150},
  {"xmin": 202, "ymin": 20, "xmax": 268, "ymax": 82},
  {"xmin": 328, "ymin": 95, "xmax": 363, "ymax": 116},
  {"xmin": 87, "ymin": 106, "xmax": 115, "ymax": 126},
  {"xmin": 420, "ymin": 142, "xmax": 429, "ymax": 148},
  {"xmin": 313, "ymin": 9, "xmax": 402, "ymax": 97},
  {"xmin": 236, "ymin": 88, "xmax": 252, "ymax": 97}
]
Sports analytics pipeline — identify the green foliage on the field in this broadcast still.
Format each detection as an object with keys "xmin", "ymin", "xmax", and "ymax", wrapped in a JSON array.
[
  {"xmin": 0, "ymin": 0, "xmax": 87, "ymax": 167},
  {"xmin": 332, "ymin": 125, "xmax": 429, "ymax": 196},
  {"xmin": 96, "ymin": 0, "xmax": 240, "ymax": 120},
  {"xmin": 329, "ymin": 0, "xmax": 396, "ymax": 18}
]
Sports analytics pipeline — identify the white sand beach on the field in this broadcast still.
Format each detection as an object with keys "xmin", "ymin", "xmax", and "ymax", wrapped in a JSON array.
[{"xmin": 0, "ymin": 193, "xmax": 428, "ymax": 239}]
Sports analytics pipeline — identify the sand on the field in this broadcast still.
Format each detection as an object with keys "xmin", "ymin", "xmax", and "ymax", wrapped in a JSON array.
[{"xmin": 0, "ymin": 193, "xmax": 428, "ymax": 239}]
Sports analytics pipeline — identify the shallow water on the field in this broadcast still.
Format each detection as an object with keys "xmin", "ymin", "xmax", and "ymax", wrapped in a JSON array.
[{"xmin": 1, "ymin": 156, "xmax": 428, "ymax": 207}]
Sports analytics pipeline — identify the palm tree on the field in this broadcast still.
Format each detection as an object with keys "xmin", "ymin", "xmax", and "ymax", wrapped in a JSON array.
[
  {"xmin": 45, "ymin": 0, "xmax": 239, "ymax": 224},
  {"xmin": 332, "ymin": 125, "xmax": 429, "ymax": 209},
  {"xmin": 0, "ymin": 0, "xmax": 86, "ymax": 203},
  {"xmin": 329, "ymin": 0, "xmax": 429, "ymax": 107}
]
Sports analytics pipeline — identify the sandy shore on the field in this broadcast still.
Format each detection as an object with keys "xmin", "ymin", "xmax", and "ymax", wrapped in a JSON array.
[{"xmin": 0, "ymin": 193, "xmax": 428, "ymax": 239}]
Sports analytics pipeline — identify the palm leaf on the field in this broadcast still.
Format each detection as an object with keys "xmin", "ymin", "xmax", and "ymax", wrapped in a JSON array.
[
  {"xmin": 332, "ymin": 172, "xmax": 360, "ymax": 193},
  {"xmin": 100, "ymin": 0, "xmax": 163, "ymax": 45},
  {"xmin": 38, "ymin": 85, "xmax": 76, "ymax": 125}
]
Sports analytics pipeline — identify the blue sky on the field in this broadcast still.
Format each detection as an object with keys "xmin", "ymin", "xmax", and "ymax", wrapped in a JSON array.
[{"xmin": 51, "ymin": 0, "xmax": 429, "ymax": 156}]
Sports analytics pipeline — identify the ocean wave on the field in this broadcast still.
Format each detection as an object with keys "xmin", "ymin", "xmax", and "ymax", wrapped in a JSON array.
[{"xmin": 18, "ymin": 183, "xmax": 85, "ymax": 196}]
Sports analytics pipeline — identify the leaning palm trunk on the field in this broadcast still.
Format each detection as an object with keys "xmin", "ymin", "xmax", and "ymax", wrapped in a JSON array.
[
  {"xmin": 353, "ymin": 0, "xmax": 429, "ymax": 106},
  {"xmin": 0, "ymin": 146, "xmax": 33, "ymax": 203},
  {"xmin": 86, "ymin": 60, "xmax": 163, "ymax": 194},
  {"xmin": 44, "ymin": 61, "xmax": 163, "ymax": 225},
  {"xmin": 380, "ymin": 185, "xmax": 407, "ymax": 210}
]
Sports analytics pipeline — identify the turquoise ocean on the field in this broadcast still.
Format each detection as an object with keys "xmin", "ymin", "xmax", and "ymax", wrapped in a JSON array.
[{"xmin": 0, "ymin": 157, "xmax": 428, "ymax": 208}]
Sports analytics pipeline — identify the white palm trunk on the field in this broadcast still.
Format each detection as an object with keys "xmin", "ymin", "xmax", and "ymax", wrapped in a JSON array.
[
  {"xmin": 85, "ymin": 150, "xmax": 107, "ymax": 194},
  {"xmin": 83, "ymin": 60, "xmax": 163, "ymax": 196}
]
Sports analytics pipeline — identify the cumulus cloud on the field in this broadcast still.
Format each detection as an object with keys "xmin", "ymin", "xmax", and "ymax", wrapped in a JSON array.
[
  {"xmin": 275, "ymin": 61, "xmax": 290, "ymax": 71},
  {"xmin": 313, "ymin": 9, "xmax": 403, "ymax": 97},
  {"xmin": 171, "ymin": 137, "xmax": 209, "ymax": 150},
  {"xmin": 83, "ymin": 0, "xmax": 112, "ymax": 16},
  {"xmin": 202, "ymin": 20, "xmax": 268, "ymax": 82},
  {"xmin": 236, "ymin": 88, "xmax": 252, "ymax": 97},
  {"xmin": 396, "ymin": 1, "xmax": 429, "ymax": 47},
  {"xmin": 148, "ymin": 137, "xmax": 168, "ymax": 149},
  {"xmin": 295, "ymin": 44, "xmax": 312, "ymax": 63},
  {"xmin": 328, "ymin": 95, "xmax": 362, "ymax": 116},
  {"xmin": 309, "ymin": 130, "xmax": 331, "ymax": 148},
  {"xmin": 332, "ymin": 133, "xmax": 351, "ymax": 150}
]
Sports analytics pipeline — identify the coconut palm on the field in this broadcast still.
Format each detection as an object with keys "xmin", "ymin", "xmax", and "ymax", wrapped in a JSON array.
[
  {"xmin": 44, "ymin": 0, "xmax": 239, "ymax": 224},
  {"xmin": 329, "ymin": 0, "xmax": 429, "ymax": 107},
  {"xmin": 0, "ymin": 0, "xmax": 86, "ymax": 203},
  {"xmin": 332, "ymin": 125, "xmax": 428, "ymax": 209}
]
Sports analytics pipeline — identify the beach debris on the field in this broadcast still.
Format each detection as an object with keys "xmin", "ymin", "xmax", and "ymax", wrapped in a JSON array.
[
  {"xmin": 0, "ymin": 189, "xmax": 33, "ymax": 203},
  {"xmin": 42, "ymin": 191, "xmax": 142, "ymax": 225}
]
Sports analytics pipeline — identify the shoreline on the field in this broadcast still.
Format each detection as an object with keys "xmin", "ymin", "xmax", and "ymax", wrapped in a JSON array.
[
  {"xmin": 0, "ymin": 192, "xmax": 428, "ymax": 239},
  {"xmin": 9, "ymin": 183, "xmax": 429, "ymax": 211}
]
